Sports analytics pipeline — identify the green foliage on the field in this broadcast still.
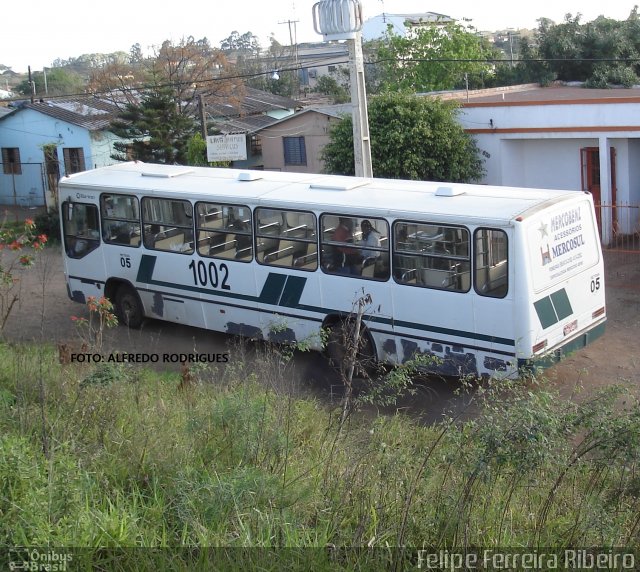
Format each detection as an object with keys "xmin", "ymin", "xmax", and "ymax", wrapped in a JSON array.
[
  {"xmin": 34, "ymin": 207, "xmax": 61, "ymax": 243},
  {"xmin": 376, "ymin": 21, "xmax": 497, "ymax": 92},
  {"xmin": 312, "ymin": 75, "xmax": 350, "ymax": 104},
  {"xmin": 2, "ymin": 341, "xmax": 640, "ymax": 566},
  {"xmin": 186, "ymin": 132, "xmax": 208, "ymax": 166},
  {"xmin": 110, "ymin": 86, "xmax": 197, "ymax": 164},
  {"xmin": 524, "ymin": 10, "xmax": 640, "ymax": 86},
  {"xmin": 321, "ymin": 92, "xmax": 484, "ymax": 182},
  {"xmin": 15, "ymin": 67, "xmax": 85, "ymax": 97}
]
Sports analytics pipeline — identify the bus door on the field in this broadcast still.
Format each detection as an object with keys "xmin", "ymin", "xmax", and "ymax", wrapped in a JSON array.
[
  {"xmin": 471, "ymin": 227, "xmax": 516, "ymax": 375},
  {"xmin": 253, "ymin": 207, "xmax": 323, "ymax": 345},
  {"xmin": 190, "ymin": 202, "xmax": 259, "ymax": 334},
  {"xmin": 390, "ymin": 222, "xmax": 476, "ymax": 374},
  {"xmin": 61, "ymin": 196, "xmax": 104, "ymax": 303}
]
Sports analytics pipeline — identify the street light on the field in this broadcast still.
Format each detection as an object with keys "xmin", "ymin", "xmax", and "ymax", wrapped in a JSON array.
[{"xmin": 313, "ymin": 0, "xmax": 373, "ymax": 178}]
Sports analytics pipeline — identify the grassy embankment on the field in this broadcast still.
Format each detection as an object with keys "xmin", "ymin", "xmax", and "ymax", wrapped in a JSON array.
[{"xmin": 1, "ymin": 340, "xmax": 639, "ymax": 570}]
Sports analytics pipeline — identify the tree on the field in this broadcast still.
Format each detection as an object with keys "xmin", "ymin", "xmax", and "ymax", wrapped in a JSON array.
[
  {"xmin": 312, "ymin": 75, "xmax": 350, "ymax": 103},
  {"xmin": 15, "ymin": 67, "xmax": 85, "ymax": 97},
  {"xmin": 375, "ymin": 21, "xmax": 497, "ymax": 92},
  {"xmin": 321, "ymin": 92, "xmax": 484, "ymax": 182},
  {"xmin": 88, "ymin": 38, "xmax": 242, "ymax": 113},
  {"xmin": 529, "ymin": 11, "xmax": 640, "ymax": 86},
  {"xmin": 110, "ymin": 86, "xmax": 197, "ymax": 165}
]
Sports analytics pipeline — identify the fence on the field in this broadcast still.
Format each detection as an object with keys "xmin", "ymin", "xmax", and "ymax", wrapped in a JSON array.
[
  {"xmin": 596, "ymin": 204, "xmax": 640, "ymax": 257},
  {"xmin": 0, "ymin": 163, "xmax": 48, "ymax": 207}
]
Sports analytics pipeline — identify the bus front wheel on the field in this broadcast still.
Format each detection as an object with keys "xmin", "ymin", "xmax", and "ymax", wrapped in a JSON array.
[{"xmin": 115, "ymin": 285, "xmax": 144, "ymax": 329}]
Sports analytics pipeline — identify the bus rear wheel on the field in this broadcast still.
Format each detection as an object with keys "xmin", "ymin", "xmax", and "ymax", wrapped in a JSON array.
[
  {"xmin": 326, "ymin": 320, "xmax": 377, "ymax": 378},
  {"xmin": 115, "ymin": 285, "xmax": 144, "ymax": 329}
]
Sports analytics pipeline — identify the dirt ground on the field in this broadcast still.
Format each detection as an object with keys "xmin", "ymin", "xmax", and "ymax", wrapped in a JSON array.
[{"xmin": 2, "ymin": 244, "xmax": 639, "ymax": 418}]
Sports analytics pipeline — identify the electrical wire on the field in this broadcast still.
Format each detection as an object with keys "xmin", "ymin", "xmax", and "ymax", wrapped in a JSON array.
[{"xmin": 4, "ymin": 55, "xmax": 640, "ymax": 104}]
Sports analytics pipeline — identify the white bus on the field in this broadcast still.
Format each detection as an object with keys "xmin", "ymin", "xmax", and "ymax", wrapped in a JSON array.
[{"xmin": 58, "ymin": 162, "xmax": 606, "ymax": 378}]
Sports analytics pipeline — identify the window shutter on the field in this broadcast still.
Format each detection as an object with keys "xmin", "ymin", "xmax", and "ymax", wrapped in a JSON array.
[
  {"xmin": 283, "ymin": 137, "xmax": 307, "ymax": 166},
  {"xmin": 2, "ymin": 147, "xmax": 22, "ymax": 175},
  {"xmin": 63, "ymin": 148, "xmax": 86, "ymax": 174}
]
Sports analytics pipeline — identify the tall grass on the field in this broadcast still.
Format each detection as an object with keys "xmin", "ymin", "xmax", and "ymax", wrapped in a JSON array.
[{"xmin": 1, "ymin": 341, "xmax": 639, "ymax": 569}]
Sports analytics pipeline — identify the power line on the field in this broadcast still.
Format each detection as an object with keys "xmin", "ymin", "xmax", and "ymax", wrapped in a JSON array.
[{"xmin": 4, "ymin": 55, "xmax": 640, "ymax": 104}]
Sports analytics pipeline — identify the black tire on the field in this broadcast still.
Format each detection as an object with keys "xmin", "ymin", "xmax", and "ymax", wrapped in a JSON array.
[
  {"xmin": 326, "ymin": 320, "xmax": 377, "ymax": 378},
  {"xmin": 115, "ymin": 285, "xmax": 144, "ymax": 329}
]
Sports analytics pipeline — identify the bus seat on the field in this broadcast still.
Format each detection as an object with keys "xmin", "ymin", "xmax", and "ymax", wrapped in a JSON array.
[
  {"xmin": 263, "ymin": 240, "xmax": 295, "ymax": 266},
  {"xmin": 361, "ymin": 257, "xmax": 377, "ymax": 277}
]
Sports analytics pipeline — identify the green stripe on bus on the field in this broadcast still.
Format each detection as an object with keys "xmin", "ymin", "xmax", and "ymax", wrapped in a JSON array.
[
  {"xmin": 550, "ymin": 289, "xmax": 573, "ymax": 320},
  {"xmin": 258, "ymin": 273, "xmax": 288, "ymax": 304},
  {"xmin": 134, "ymin": 255, "xmax": 515, "ymax": 347},
  {"xmin": 534, "ymin": 297, "xmax": 558, "ymax": 329},
  {"xmin": 136, "ymin": 254, "xmax": 157, "ymax": 283},
  {"xmin": 534, "ymin": 288, "xmax": 573, "ymax": 329},
  {"xmin": 280, "ymin": 276, "xmax": 307, "ymax": 307}
]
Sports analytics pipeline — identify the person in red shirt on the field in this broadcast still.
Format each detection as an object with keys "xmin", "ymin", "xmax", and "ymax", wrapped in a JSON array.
[{"xmin": 331, "ymin": 217, "xmax": 359, "ymax": 274}]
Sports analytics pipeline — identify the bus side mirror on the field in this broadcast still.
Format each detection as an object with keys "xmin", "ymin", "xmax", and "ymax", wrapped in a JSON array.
[{"xmin": 62, "ymin": 200, "xmax": 74, "ymax": 221}]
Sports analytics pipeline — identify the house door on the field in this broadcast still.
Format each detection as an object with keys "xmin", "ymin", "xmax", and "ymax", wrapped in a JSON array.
[{"xmin": 580, "ymin": 146, "xmax": 617, "ymax": 231}]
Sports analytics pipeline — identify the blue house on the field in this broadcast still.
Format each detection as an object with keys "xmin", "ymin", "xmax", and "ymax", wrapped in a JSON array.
[{"xmin": 0, "ymin": 97, "xmax": 126, "ymax": 207}]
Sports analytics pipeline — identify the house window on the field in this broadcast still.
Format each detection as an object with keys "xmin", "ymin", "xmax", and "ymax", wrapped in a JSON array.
[
  {"xmin": 1, "ymin": 147, "xmax": 22, "ymax": 175},
  {"xmin": 63, "ymin": 147, "xmax": 86, "ymax": 174},
  {"xmin": 250, "ymin": 135, "xmax": 262, "ymax": 156},
  {"xmin": 283, "ymin": 137, "xmax": 307, "ymax": 166}
]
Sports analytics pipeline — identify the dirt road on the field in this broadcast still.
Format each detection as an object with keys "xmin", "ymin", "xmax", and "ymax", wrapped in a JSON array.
[{"xmin": 3, "ymin": 247, "xmax": 638, "ymax": 418}]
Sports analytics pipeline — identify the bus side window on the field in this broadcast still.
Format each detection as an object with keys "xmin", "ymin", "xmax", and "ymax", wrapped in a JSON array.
[
  {"xmin": 196, "ymin": 202, "xmax": 253, "ymax": 262},
  {"xmin": 256, "ymin": 208, "xmax": 317, "ymax": 270},
  {"xmin": 101, "ymin": 194, "xmax": 140, "ymax": 247},
  {"xmin": 320, "ymin": 214, "xmax": 389, "ymax": 280},
  {"xmin": 63, "ymin": 201, "xmax": 100, "ymax": 259},
  {"xmin": 393, "ymin": 221, "xmax": 470, "ymax": 291},
  {"xmin": 142, "ymin": 197, "xmax": 194, "ymax": 254},
  {"xmin": 474, "ymin": 228, "xmax": 508, "ymax": 298}
]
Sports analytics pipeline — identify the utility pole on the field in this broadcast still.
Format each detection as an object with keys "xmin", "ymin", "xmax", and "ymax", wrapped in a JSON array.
[
  {"xmin": 347, "ymin": 32, "xmax": 372, "ymax": 178},
  {"xmin": 199, "ymin": 94, "xmax": 208, "ymax": 140},
  {"xmin": 279, "ymin": 18, "xmax": 300, "ymax": 94},
  {"xmin": 313, "ymin": 0, "xmax": 372, "ymax": 178},
  {"xmin": 28, "ymin": 66, "xmax": 35, "ymax": 103}
]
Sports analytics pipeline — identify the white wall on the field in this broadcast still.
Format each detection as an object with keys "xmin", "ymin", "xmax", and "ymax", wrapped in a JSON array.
[{"xmin": 500, "ymin": 138, "xmax": 595, "ymax": 191}]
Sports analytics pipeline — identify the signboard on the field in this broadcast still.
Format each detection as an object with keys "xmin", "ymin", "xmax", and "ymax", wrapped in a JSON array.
[
  {"xmin": 206, "ymin": 134, "xmax": 247, "ymax": 162},
  {"xmin": 528, "ymin": 199, "xmax": 599, "ymax": 292}
]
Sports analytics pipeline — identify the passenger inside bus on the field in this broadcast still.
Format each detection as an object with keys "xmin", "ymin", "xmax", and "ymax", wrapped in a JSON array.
[
  {"xmin": 331, "ymin": 217, "xmax": 360, "ymax": 275},
  {"xmin": 358, "ymin": 219, "xmax": 381, "ymax": 269}
]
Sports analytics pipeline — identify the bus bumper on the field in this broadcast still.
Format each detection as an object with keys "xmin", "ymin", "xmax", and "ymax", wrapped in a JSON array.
[{"xmin": 518, "ymin": 319, "xmax": 607, "ymax": 373}]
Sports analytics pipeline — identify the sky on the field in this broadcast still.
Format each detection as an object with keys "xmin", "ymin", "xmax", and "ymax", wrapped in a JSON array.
[{"xmin": 1, "ymin": 1, "xmax": 635, "ymax": 74}]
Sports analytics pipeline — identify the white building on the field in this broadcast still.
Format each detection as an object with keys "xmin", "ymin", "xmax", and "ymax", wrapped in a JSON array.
[
  {"xmin": 361, "ymin": 12, "xmax": 453, "ymax": 41},
  {"xmin": 452, "ymin": 84, "xmax": 640, "ymax": 243}
]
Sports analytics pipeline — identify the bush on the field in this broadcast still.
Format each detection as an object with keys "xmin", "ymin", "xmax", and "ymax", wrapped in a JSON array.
[{"xmin": 34, "ymin": 206, "xmax": 61, "ymax": 242}]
